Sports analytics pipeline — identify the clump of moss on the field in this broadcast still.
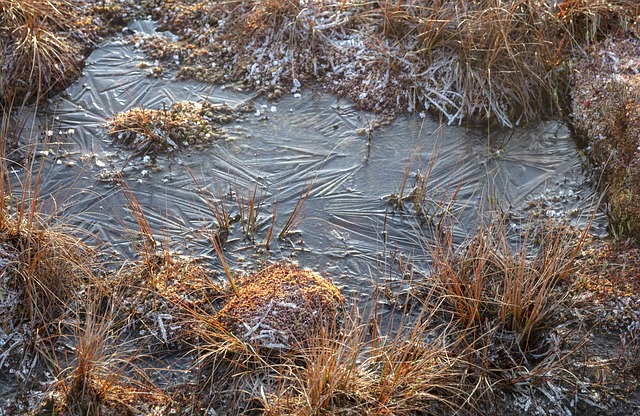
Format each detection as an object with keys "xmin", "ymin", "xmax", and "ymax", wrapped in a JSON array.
[
  {"xmin": 217, "ymin": 262, "xmax": 344, "ymax": 349},
  {"xmin": 571, "ymin": 34, "xmax": 640, "ymax": 240},
  {"xmin": 106, "ymin": 100, "xmax": 254, "ymax": 157}
]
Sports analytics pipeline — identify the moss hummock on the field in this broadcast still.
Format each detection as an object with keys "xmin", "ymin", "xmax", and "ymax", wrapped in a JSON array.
[{"xmin": 217, "ymin": 262, "xmax": 344, "ymax": 349}]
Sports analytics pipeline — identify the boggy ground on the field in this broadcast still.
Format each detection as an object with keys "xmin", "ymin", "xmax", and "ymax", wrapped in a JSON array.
[
  {"xmin": 571, "ymin": 34, "xmax": 640, "ymax": 241},
  {"xmin": 1, "ymin": 199, "xmax": 640, "ymax": 415},
  {"xmin": 3, "ymin": 0, "xmax": 640, "ymax": 415}
]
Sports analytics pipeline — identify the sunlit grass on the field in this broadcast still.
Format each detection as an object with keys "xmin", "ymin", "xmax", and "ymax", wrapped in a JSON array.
[
  {"xmin": 0, "ymin": 0, "xmax": 80, "ymax": 105},
  {"xmin": 0, "ymin": 0, "xmax": 635, "ymax": 413}
]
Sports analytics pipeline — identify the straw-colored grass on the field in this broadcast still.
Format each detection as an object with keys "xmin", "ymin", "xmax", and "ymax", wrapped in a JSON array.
[
  {"xmin": 0, "ymin": 0, "xmax": 81, "ymax": 105},
  {"xmin": 0, "ymin": 0, "xmax": 151, "ymax": 106},
  {"xmin": 40, "ymin": 294, "xmax": 170, "ymax": 415},
  {"xmin": 184, "ymin": 277, "xmax": 479, "ymax": 415},
  {"xmin": 423, "ymin": 214, "xmax": 588, "ymax": 351},
  {"xmin": 0, "ymin": 212, "xmax": 92, "ymax": 325},
  {"xmin": 258, "ymin": 306, "xmax": 476, "ymax": 415}
]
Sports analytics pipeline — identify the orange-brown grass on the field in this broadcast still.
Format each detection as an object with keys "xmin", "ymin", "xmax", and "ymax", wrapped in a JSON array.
[
  {"xmin": 180, "ymin": 262, "xmax": 479, "ymax": 415},
  {"xmin": 260, "ymin": 317, "xmax": 477, "ymax": 415},
  {"xmin": 140, "ymin": 0, "xmax": 637, "ymax": 125},
  {"xmin": 251, "ymin": 296, "xmax": 477, "ymax": 415},
  {"xmin": 42, "ymin": 295, "xmax": 169, "ymax": 415},
  {"xmin": 240, "ymin": 0, "xmax": 320, "ymax": 49},
  {"xmin": 235, "ymin": 180, "xmax": 266, "ymax": 242},
  {"xmin": 0, "ymin": 212, "xmax": 92, "ymax": 326},
  {"xmin": 176, "ymin": 263, "xmax": 345, "ymax": 413},
  {"xmin": 278, "ymin": 177, "xmax": 312, "ymax": 238},
  {"xmin": 422, "ymin": 213, "xmax": 589, "ymax": 354},
  {"xmin": 0, "ymin": 0, "xmax": 82, "ymax": 105},
  {"xmin": 358, "ymin": 0, "xmax": 638, "ymax": 124},
  {"xmin": 105, "ymin": 249, "xmax": 224, "ymax": 348},
  {"xmin": 555, "ymin": 0, "xmax": 639, "ymax": 44}
]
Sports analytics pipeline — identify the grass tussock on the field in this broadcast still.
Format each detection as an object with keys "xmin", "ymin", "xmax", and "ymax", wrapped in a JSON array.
[
  {"xmin": 415, "ymin": 213, "xmax": 592, "ymax": 398},
  {"xmin": 259, "ymin": 310, "xmax": 474, "ymax": 415},
  {"xmin": 0, "ymin": 0, "xmax": 151, "ymax": 106},
  {"xmin": 186, "ymin": 280, "xmax": 478, "ymax": 415},
  {"xmin": 0, "ymin": 212, "xmax": 92, "ymax": 325},
  {"xmin": 0, "ymin": 0, "xmax": 76, "ymax": 104},
  {"xmin": 0, "ymin": 0, "xmax": 86, "ymax": 106},
  {"xmin": 41, "ymin": 295, "xmax": 169, "ymax": 415}
]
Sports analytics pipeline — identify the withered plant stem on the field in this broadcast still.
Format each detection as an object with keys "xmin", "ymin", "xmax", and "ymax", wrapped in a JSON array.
[
  {"xmin": 279, "ymin": 177, "xmax": 312, "ymax": 238},
  {"xmin": 211, "ymin": 232, "xmax": 239, "ymax": 297}
]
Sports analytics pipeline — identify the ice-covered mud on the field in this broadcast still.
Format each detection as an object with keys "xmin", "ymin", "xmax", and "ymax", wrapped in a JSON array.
[{"xmin": 10, "ymin": 21, "xmax": 603, "ymax": 298}]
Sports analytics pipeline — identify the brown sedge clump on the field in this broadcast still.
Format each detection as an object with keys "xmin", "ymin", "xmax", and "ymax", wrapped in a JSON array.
[
  {"xmin": 0, "ymin": 0, "xmax": 114, "ymax": 106},
  {"xmin": 40, "ymin": 291, "xmax": 170, "ymax": 415},
  {"xmin": 425, "ymin": 212, "xmax": 588, "ymax": 350},
  {"xmin": 0, "ymin": 212, "xmax": 92, "ymax": 326}
]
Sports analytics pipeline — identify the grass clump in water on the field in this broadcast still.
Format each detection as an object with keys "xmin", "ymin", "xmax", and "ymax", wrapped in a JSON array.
[{"xmin": 106, "ymin": 101, "xmax": 255, "ymax": 157}]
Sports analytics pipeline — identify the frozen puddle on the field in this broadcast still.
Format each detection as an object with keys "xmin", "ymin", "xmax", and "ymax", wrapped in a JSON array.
[{"xmin": 12, "ymin": 21, "xmax": 603, "ymax": 296}]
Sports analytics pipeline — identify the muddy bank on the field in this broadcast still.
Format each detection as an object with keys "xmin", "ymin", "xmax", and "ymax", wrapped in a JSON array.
[{"xmin": 571, "ymin": 33, "xmax": 640, "ymax": 240}]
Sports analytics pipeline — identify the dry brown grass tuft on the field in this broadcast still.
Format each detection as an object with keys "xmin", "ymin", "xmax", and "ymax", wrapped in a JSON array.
[
  {"xmin": 358, "ymin": 0, "xmax": 637, "ymax": 124},
  {"xmin": 183, "ymin": 279, "xmax": 477, "ymax": 415},
  {"xmin": 555, "ymin": 0, "xmax": 639, "ymax": 44},
  {"xmin": 424, "ymin": 214, "xmax": 587, "ymax": 351},
  {"xmin": 254, "ymin": 300, "xmax": 477, "ymax": 415},
  {"xmin": 0, "ymin": 0, "xmax": 81, "ymax": 105},
  {"xmin": 0, "ymin": 212, "xmax": 92, "ymax": 325},
  {"xmin": 0, "ymin": 0, "xmax": 151, "ymax": 106},
  {"xmin": 41, "ymin": 295, "xmax": 170, "ymax": 415}
]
